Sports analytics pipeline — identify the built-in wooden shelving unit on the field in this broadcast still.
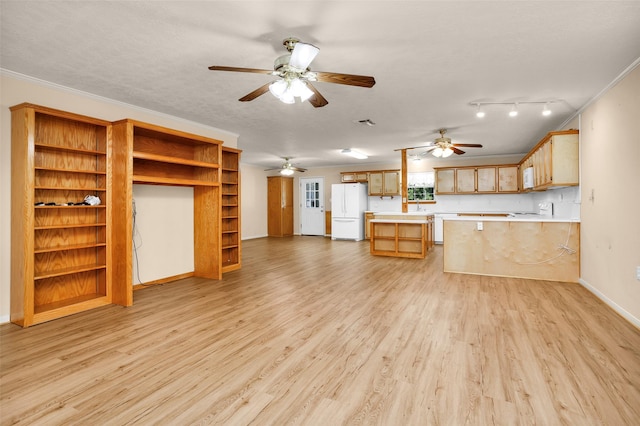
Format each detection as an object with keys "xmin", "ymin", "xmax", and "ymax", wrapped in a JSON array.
[
  {"xmin": 10, "ymin": 103, "xmax": 113, "ymax": 327},
  {"xmin": 221, "ymin": 147, "xmax": 242, "ymax": 272}
]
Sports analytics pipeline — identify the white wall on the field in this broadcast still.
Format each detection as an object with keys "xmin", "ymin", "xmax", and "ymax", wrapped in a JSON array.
[
  {"xmin": 240, "ymin": 164, "xmax": 269, "ymax": 240},
  {"xmin": 0, "ymin": 71, "xmax": 238, "ymax": 322},
  {"xmin": 579, "ymin": 64, "xmax": 640, "ymax": 326}
]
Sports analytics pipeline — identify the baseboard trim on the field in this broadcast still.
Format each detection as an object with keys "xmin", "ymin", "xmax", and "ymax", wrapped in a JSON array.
[{"xmin": 578, "ymin": 278, "xmax": 640, "ymax": 329}]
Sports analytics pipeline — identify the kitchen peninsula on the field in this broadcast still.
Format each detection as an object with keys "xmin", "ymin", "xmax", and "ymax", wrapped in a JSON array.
[{"xmin": 443, "ymin": 215, "xmax": 580, "ymax": 282}]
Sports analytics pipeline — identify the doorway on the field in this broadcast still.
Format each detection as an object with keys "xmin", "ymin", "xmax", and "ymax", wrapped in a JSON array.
[{"xmin": 299, "ymin": 177, "xmax": 325, "ymax": 236}]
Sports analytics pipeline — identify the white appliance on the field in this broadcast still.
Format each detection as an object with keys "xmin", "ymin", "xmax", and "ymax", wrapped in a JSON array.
[
  {"xmin": 523, "ymin": 167, "xmax": 534, "ymax": 189},
  {"xmin": 331, "ymin": 183, "xmax": 368, "ymax": 241}
]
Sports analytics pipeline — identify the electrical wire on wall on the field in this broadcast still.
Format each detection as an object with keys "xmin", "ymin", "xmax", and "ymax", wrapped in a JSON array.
[
  {"xmin": 132, "ymin": 198, "xmax": 144, "ymax": 284},
  {"xmin": 515, "ymin": 222, "xmax": 577, "ymax": 265}
]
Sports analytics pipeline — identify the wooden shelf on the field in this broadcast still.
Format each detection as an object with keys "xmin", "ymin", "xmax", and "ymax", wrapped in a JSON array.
[
  {"xmin": 35, "ymin": 223, "xmax": 107, "ymax": 230},
  {"xmin": 132, "ymin": 175, "xmax": 220, "ymax": 186},
  {"xmin": 34, "ymin": 242, "xmax": 107, "ymax": 254},
  {"xmin": 34, "ymin": 294, "xmax": 110, "ymax": 317},
  {"xmin": 36, "ymin": 166, "xmax": 107, "ymax": 175},
  {"xmin": 34, "ymin": 263, "xmax": 107, "ymax": 280},
  {"xmin": 133, "ymin": 151, "xmax": 220, "ymax": 169},
  {"xmin": 35, "ymin": 143, "xmax": 106, "ymax": 156}
]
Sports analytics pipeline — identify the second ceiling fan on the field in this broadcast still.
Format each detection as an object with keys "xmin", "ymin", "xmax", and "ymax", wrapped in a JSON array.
[
  {"xmin": 405, "ymin": 129, "xmax": 483, "ymax": 157},
  {"xmin": 209, "ymin": 37, "xmax": 375, "ymax": 107}
]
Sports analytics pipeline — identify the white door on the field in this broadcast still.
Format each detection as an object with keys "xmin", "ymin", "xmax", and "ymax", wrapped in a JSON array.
[{"xmin": 300, "ymin": 177, "xmax": 325, "ymax": 235}]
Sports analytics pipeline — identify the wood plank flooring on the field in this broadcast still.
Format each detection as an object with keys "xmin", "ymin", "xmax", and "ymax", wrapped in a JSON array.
[{"xmin": 2, "ymin": 236, "xmax": 640, "ymax": 425}]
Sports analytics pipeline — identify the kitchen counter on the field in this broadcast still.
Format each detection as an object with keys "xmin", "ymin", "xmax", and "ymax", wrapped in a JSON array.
[
  {"xmin": 443, "ymin": 218, "xmax": 580, "ymax": 282},
  {"xmin": 444, "ymin": 214, "xmax": 580, "ymax": 223}
]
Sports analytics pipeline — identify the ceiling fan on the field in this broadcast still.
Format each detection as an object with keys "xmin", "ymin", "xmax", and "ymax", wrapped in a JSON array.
[
  {"xmin": 265, "ymin": 158, "xmax": 307, "ymax": 175},
  {"xmin": 208, "ymin": 37, "xmax": 376, "ymax": 107},
  {"xmin": 403, "ymin": 129, "xmax": 483, "ymax": 157}
]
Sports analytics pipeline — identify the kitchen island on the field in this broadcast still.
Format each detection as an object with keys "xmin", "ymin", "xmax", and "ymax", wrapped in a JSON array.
[
  {"xmin": 370, "ymin": 215, "xmax": 434, "ymax": 258},
  {"xmin": 443, "ymin": 215, "xmax": 580, "ymax": 282}
]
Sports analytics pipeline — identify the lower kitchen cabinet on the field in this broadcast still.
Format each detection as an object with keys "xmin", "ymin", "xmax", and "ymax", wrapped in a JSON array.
[{"xmin": 370, "ymin": 219, "xmax": 431, "ymax": 259}]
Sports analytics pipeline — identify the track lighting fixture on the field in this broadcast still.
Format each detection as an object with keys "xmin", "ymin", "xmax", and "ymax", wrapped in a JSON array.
[{"xmin": 470, "ymin": 100, "xmax": 560, "ymax": 118}]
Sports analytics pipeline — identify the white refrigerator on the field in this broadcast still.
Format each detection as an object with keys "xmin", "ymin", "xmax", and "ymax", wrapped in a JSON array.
[{"xmin": 331, "ymin": 183, "xmax": 368, "ymax": 241}]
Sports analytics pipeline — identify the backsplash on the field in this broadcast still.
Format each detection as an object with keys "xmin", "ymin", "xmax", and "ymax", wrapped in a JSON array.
[{"xmin": 373, "ymin": 186, "xmax": 581, "ymax": 219}]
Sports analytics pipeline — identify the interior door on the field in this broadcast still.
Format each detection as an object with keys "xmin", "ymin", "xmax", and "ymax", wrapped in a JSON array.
[{"xmin": 300, "ymin": 177, "xmax": 325, "ymax": 236}]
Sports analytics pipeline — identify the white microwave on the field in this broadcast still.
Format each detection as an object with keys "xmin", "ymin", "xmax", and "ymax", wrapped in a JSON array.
[{"xmin": 523, "ymin": 167, "xmax": 534, "ymax": 189}]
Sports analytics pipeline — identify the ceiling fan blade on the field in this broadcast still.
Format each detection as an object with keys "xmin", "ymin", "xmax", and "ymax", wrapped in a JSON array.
[
  {"xmin": 238, "ymin": 82, "xmax": 272, "ymax": 102},
  {"xmin": 453, "ymin": 144, "xmax": 483, "ymax": 148},
  {"xmin": 313, "ymin": 71, "xmax": 376, "ymax": 88},
  {"xmin": 452, "ymin": 147, "xmax": 466, "ymax": 155},
  {"xmin": 289, "ymin": 42, "xmax": 319, "ymax": 70},
  {"xmin": 208, "ymin": 65, "xmax": 274, "ymax": 75},
  {"xmin": 395, "ymin": 143, "xmax": 435, "ymax": 151},
  {"xmin": 290, "ymin": 166, "xmax": 307, "ymax": 172},
  {"xmin": 306, "ymin": 82, "xmax": 328, "ymax": 108}
]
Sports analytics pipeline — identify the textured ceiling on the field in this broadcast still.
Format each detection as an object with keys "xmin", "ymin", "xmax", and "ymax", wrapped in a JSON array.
[{"xmin": 2, "ymin": 1, "xmax": 640, "ymax": 170}]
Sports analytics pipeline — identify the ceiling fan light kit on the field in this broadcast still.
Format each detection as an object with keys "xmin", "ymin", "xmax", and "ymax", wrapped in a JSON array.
[
  {"xmin": 209, "ymin": 37, "xmax": 375, "ymax": 108},
  {"xmin": 471, "ymin": 100, "xmax": 559, "ymax": 118},
  {"xmin": 341, "ymin": 149, "xmax": 368, "ymax": 159}
]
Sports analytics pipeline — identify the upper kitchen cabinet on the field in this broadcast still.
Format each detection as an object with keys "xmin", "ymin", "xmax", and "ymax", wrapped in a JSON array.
[
  {"xmin": 436, "ymin": 165, "xmax": 518, "ymax": 195},
  {"xmin": 340, "ymin": 171, "xmax": 369, "ymax": 183},
  {"xmin": 368, "ymin": 170, "xmax": 400, "ymax": 197},
  {"xmin": 497, "ymin": 166, "xmax": 519, "ymax": 192},
  {"xmin": 520, "ymin": 130, "xmax": 579, "ymax": 191},
  {"xmin": 435, "ymin": 168, "xmax": 455, "ymax": 194}
]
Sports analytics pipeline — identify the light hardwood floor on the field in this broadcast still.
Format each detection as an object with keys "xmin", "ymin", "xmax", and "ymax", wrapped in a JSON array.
[{"xmin": 2, "ymin": 236, "xmax": 639, "ymax": 425}]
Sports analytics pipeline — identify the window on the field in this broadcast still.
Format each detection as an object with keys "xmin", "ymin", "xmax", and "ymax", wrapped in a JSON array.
[{"xmin": 407, "ymin": 171, "xmax": 435, "ymax": 201}]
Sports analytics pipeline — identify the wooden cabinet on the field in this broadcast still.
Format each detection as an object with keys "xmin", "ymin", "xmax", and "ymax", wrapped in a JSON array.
[
  {"xmin": 267, "ymin": 176, "xmax": 294, "ymax": 237},
  {"xmin": 455, "ymin": 168, "xmax": 477, "ymax": 193},
  {"xmin": 340, "ymin": 171, "xmax": 368, "ymax": 183},
  {"xmin": 436, "ymin": 165, "xmax": 518, "ymax": 195},
  {"xmin": 221, "ymin": 147, "xmax": 241, "ymax": 273},
  {"xmin": 10, "ymin": 103, "xmax": 113, "ymax": 327},
  {"xmin": 497, "ymin": 166, "xmax": 519, "ymax": 192},
  {"xmin": 519, "ymin": 130, "xmax": 579, "ymax": 191},
  {"xmin": 435, "ymin": 168, "xmax": 455, "ymax": 194},
  {"xmin": 370, "ymin": 219, "xmax": 432, "ymax": 259},
  {"xmin": 111, "ymin": 119, "xmax": 223, "ymax": 305},
  {"xmin": 476, "ymin": 167, "xmax": 497, "ymax": 192},
  {"xmin": 365, "ymin": 212, "xmax": 375, "ymax": 239},
  {"xmin": 368, "ymin": 170, "xmax": 400, "ymax": 196}
]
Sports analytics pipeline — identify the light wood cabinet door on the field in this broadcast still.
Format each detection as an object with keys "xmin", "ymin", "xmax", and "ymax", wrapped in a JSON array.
[
  {"xmin": 267, "ymin": 176, "xmax": 294, "ymax": 237},
  {"xmin": 549, "ymin": 133, "xmax": 579, "ymax": 186},
  {"xmin": 383, "ymin": 171, "xmax": 400, "ymax": 195},
  {"xmin": 456, "ymin": 168, "xmax": 476, "ymax": 193},
  {"xmin": 355, "ymin": 172, "xmax": 369, "ymax": 182},
  {"xmin": 476, "ymin": 167, "xmax": 497, "ymax": 192},
  {"xmin": 435, "ymin": 169, "xmax": 455, "ymax": 194},
  {"xmin": 341, "ymin": 173, "xmax": 356, "ymax": 183},
  {"xmin": 498, "ymin": 166, "xmax": 519, "ymax": 192},
  {"xmin": 368, "ymin": 172, "xmax": 384, "ymax": 195}
]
